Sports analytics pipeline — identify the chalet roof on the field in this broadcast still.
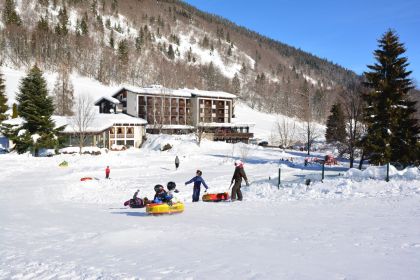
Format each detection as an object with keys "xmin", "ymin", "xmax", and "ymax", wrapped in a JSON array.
[
  {"xmin": 112, "ymin": 85, "xmax": 237, "ymax": 99},
  {"xmin": 55, "ymin": 113, "xmax": 147, "ymax": 134},
  {"xmin": 94, "ymin": 95, "xmax": 120, "ymax": 105},
  {"xmin": 187, "ymin": 89, "xmax": 237, "ymax": 99},
  {"xmin": 3, "ymin": 114, "xmax": 146, "ymax": 134}
]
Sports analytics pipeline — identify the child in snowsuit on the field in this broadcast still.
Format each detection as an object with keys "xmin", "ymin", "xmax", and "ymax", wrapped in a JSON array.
[
  {"xmin": 231, "ymin": 160, "xmax": 249, "ymax": 201},
  {"xmin": 105, "ymin": 166, "xmax": 110, "ymax": 179},
  {"xmin": 167, "ymin": 181, "xmax": 180, "ymax": 202},
  {"xmin": 153, "ymin": 184, "xmax": 173, "ymax": 205},
  {"xmin": 185, "ymin": 170, "xmax": 209, "ymax": 202},
  {"xmin": 124, "ymin": 189, "xmax": 147, "ymax": 208}
]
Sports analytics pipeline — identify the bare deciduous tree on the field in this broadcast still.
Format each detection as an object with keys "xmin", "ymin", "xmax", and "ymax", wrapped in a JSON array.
[
  {"xmin": 53, "ymin": 65, "xmax": 74, "ymax": 116},
  {"xmin": 72, "ymin": 94, "xmax": 95, "ymax": 154},
  {"xmin": 194, "ymin": 125, "xmax": 205, "ymax": 146},
  {"xmin": 341, "ymin": 87, "xmax": 365, "ymax": 168},
  {"xmin": 238, "ymin": 142, "xmax": 251, "ymax": 161},
  {"xmin": 300, "ymin": 121, "xmax": 320, "ymax": 155},
  {"xmin": 276, "ymin": 118, "xmax": 297, "ymax": 148}
]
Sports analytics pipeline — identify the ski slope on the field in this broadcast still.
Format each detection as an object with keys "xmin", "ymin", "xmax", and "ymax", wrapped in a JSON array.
[{"xmin": 1, "ymin": 135, "xmax": 420, "ymax": 279}]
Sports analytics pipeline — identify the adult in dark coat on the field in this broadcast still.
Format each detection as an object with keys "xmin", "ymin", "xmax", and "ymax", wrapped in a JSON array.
[
  {"xmin": 175, "ymin": 156, "xmax": 180, "ymax": 170},
  {"xmin": 231, "ymin": 160, "xmax": 249, "ymax": 201}
]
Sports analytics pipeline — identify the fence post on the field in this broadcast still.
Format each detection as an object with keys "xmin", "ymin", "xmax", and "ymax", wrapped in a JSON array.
[
  {"xmin": 278, "ymin": 167, "xmax": 281, "ymax": 189},
  {"xmin": 321, "ymin": 162, "xmax": 325, "ymax": 182},
  {"xmin": 386, "ymin": 163, "xmax": 390, "ymax": 182}
]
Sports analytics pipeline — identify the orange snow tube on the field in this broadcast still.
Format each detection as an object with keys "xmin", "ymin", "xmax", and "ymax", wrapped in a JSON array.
[
  {"xmin": 202, "ymin": 192, "xmax": 230, "ymax": 202},
  {"xmin": 80, "ymin": 177, "xmax": 93, "ymax": 181}
]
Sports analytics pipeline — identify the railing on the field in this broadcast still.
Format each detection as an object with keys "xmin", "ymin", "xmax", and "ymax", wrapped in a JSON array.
[
  {"xmin": 126, "ymin": 134, "xmax": 134, "ymax": 138},
  {"xmin": 214, "ymin": 132, "xmax": 254, "ymax": 139}
]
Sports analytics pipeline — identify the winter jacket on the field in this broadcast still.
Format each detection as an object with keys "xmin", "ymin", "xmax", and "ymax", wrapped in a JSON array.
[
  {"xmin": 185, "ymin": 176, "xmax": 208, "ymax": 190},
  {"xmin": 105, "ymin": 167, "xmax": 110, "ymax": 175},
  {"xmin": 231, "ymin": 167, "xmax": 248, "ymax": 184},
  {"xmin": 175, "ymin": 156, "xmax": 180, "ymax": 164},
  {"xmin": 153, "ymin": 190, "xmax": 172, "ymax": 203}
]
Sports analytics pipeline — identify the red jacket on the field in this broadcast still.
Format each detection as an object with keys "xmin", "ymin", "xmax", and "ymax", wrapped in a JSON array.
[{"xmin": 105, "ymin": 167, "xmax": 110, "ymax": 174}]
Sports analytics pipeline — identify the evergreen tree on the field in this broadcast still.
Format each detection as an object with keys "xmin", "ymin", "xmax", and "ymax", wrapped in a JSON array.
[
  {"xmin": 117, "ymin": 39, "xmax": 129, "ymax": 64},
  {"xmin": 53, "ymin": 66, "xmax": 74, "ymax": 116},
  {"xmin": 15, "ymin": 65, "xmax": 59, "ymax": 155},
  {"xmin": 37, "ymin": 16, "xmax": 49, "ymax": 32},
  {"xmin": 325, "ymin": 103, "xmax": 346, "ymax": 143},
  {"xmin": 227, "ymin": 46, "xmax": 232, "ymax": 56},
  {"xmin": 55, "ymin": 7, "xmax": 69, "ymax": 36},
  {"xmin": 201, "ymin": 35, "xmax": 209, "ymax": 48},
  {"xmin": 167, "ymin": 44, "xmax": 175, "ymax": 60},
  {"xmin": 226, "ymin": 31, "xmax": 231, "ymax": 43},
  {"xmin": 363, "ymin": 30, "xmax": 419, "ymax": 166},
  {"xmin": 80, "ymin": 17, "xmax": 88, "ymax": 35},
  {"xmin": 0, "ymin": 70, "xmax": 8, "ymax": 122},
  {"xmin": 109, "ymin": 30, "xmax": 115, "ymax": 49},
  {"xmin": 204, "ymin": 62, "xmax": 218, "ymax": 91},
  {"xmin": 231, "ymin": 73, "xmax": 241, "ymax": 96},
  {"xmin": 135, "ymin": 30, "xmax": 144, "ymax": 52},
  {"xmin": 2, "ymin": 0, "xmax": 21, "ymax": 26}
]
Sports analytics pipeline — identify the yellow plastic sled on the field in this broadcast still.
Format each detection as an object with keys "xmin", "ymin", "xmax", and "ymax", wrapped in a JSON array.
[{"xmin": 146, "ymin": 202, "xmax": 185, "ymax": 215}]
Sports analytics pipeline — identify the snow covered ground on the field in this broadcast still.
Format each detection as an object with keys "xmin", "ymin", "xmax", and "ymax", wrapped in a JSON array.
[{"xmin": 1, "ymin": 135, "xmax": 420, "ymax": 279}]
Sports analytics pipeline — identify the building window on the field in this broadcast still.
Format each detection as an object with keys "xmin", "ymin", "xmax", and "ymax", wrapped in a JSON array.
[{"xmin": 126, "ymin": 140, "xmax": 134, "ymax": 147}]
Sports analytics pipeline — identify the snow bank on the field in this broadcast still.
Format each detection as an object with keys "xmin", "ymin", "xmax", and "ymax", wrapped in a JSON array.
[
  {"xmin": 60, "ymin": 146, "xmax": 103, "ymax": 154},
  {"xmin": 345, "ymin": 165, "xmax": 420, "ymax": 181}
]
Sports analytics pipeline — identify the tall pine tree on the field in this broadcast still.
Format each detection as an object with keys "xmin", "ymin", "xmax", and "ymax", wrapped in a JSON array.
[
  {"xmin": 2, "ymin": 0, "xmax": 21, "ymax": 26},
  {"xmin": 363, "ymin": 30, "xmax": 419, "ymax": 166},
  {"xmin": 325, "ymin": 103, "xmax": 346, "ymax": 143},
  {"xmin": 15, "ymin": 65, "xmax": 59, "ymax": 155},
  {"xmin": 0, "ymin": 70, "xmax": 8, "ymax": 122}
]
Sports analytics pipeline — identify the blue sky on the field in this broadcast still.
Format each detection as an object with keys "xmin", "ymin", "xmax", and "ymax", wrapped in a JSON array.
[{"xmin": 184, "ymin": 0, "xmax": 420, "ymax": 85}]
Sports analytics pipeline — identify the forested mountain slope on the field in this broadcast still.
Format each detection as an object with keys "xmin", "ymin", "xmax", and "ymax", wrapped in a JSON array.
[{"xmin": 0, "ymin": 0, "xmax": 368, "ymax": 121}]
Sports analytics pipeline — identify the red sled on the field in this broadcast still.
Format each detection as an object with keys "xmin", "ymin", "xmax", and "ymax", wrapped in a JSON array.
[
  {"xmin": 202, "ymin": 192, "xmax": 230, "ymax": 202},
  {"xmin": 80, "ymin": 177, "xmax": 93, "ymax": 181}
]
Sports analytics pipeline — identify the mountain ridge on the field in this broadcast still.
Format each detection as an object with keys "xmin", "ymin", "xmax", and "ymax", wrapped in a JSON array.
[{"xmin": 0, "ymin": 0, "xmax": 369, "ymax": 121}]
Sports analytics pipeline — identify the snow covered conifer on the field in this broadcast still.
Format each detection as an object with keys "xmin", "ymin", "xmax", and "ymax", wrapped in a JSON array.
[
  {"xmin": 15, "ymin": 65, "xmax": 59, "ymax": 155},
  {"xmin": 325, "ymin": 103, "xmax": 346, "ymax": 144},
  {"xmin": 0, "ymin": 69, "xmax": 8, "ymax": 122},
  {"xmin": 362, "ymin": 30, "xmax": 419, "ymax": 166}
]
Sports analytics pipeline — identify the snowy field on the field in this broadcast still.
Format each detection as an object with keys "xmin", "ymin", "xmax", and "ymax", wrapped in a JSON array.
[{"xmin": 1, "ymin": 135, "xmax": 420, "ymax": 279}]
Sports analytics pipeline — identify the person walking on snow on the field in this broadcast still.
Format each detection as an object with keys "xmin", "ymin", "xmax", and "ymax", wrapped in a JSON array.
[
  {"xmin": 231, "ymin": 160, "xmax": 249, "ymax": 201},
  {"xmin": 175, "ymin": 155, "xmax": 180, "ymax": 170},
  {"xmin": 105, "ymin": 166, "xmax": 110, "ymax": 179},
  {"xmin": 185, "ymin": 170, "xmax": 209, "ymax": 202}
]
